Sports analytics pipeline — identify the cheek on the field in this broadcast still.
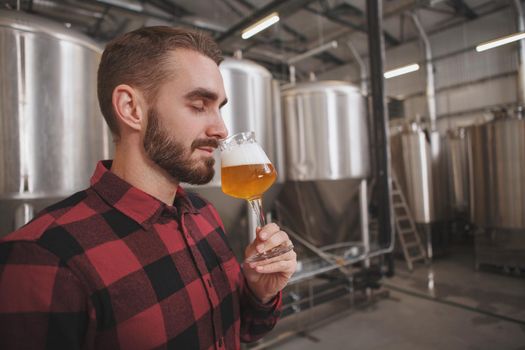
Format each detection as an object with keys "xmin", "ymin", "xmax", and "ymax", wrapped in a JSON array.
[
  {"xmin": 164, "ymin": 121, "xmax": 194, "ymax": 149},
  {"xmin": 172, "ymin": 116, "xmax": 205, "ymax": 140},
  {"xmin": 179, "ymin": 136, "xmax": 194, "ymax": 153},
  {"xmin": 161, "ymin": 110, "xmax": 208, "ymax": 149}
]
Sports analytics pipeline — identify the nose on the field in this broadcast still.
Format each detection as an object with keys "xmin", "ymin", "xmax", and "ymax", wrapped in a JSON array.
[{"xmin": 207, "ymin": 112, "xmax": 228, "ymax": 140}]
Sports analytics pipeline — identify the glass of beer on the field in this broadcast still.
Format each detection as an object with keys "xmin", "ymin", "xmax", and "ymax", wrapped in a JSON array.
[{"xmin": 219, "ymin": 131, "xmax": 293, "ymax": 262}]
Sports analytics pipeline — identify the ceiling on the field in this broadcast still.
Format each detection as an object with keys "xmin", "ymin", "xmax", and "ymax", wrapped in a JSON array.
[{"xmin": 0, "ymin": 0, "xmax": 513, "ymax": 81}]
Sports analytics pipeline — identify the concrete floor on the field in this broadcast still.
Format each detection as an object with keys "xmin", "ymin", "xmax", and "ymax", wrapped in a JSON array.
[{"xmin": 260, "ymin": 247, "xmax": 525, "ymax": 350}]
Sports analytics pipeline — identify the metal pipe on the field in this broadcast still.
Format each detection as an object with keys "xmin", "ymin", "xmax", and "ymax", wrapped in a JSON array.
[
  {"xmin": 289, "ymin": 65, "xmax": 296, "ymax": 84},
  {"xmin": 96, "ymin": 0, "xmax": 142, "ymax": 12},
  {"xmin": 233, "ymin": 49, "xmax": 243, "ymax": 59},
  {"xmin": 424, "ymin": 225, "xmax": 433, "ymax": 260},
  {"xmin": 410, "ymin": 11, "xmax": 437, "ymax": 131},
  {"xmin": 14, "ymin": 203, "xmax": 34, "ymax": 230},
  {"xmin": 217, "ymin": 0, "xmax": 319, "ymax": 43},
  {"xmin": 366, "ymin": 0, "xmax": 394, "ymax": 252},
  {"xmin": 346, "ymin": 40, "xmax": 368, "ymax": 95},
  {"xmin": 80, "ymin": 0, "xmax": 225, "ymax": 33},
  {"xmin": 299, "ymin": 2, "xmax": 509, "ymax": 60},
  {"xmin": 398, "ymin": 71, "xmax": 516, "ymax": 101},
  {"xmin": 359, "ymin": 180, "xmax": 370, "ymax": 268},
  {"xmin": 286, "ymin": 40, "xmax": 337, "ymax": 84},
  {"xmin": 513, "ymin": 0, "xmax": 525, "ymax": 105},
  {"xmin": 287, "ymin": 40, "xmax": 338, "ymax": 64}
]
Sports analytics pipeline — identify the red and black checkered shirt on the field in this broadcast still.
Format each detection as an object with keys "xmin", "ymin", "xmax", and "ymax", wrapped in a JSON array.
[{"xmin": 0, "ymin": 160, "xmax": 281, "ymax": 349}]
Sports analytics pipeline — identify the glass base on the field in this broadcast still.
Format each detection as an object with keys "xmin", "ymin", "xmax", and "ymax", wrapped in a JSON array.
[{"xmin": 245, "ymin": 243, "xmax": 294, "ymax": 263}]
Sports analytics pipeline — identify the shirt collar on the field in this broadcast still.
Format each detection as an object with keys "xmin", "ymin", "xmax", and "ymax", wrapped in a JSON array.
[{"xmin": 90, "ymin": 160, "xmax": 198, "ymax": 227}]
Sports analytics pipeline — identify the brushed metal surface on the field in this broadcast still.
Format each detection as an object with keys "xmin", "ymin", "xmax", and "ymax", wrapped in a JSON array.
[
  {"xmin": 0, "ymin": 197, "xmax": 62, "ymax": 237},
  {"xmin": 399, "ymin": 126, "xmax": 434, "ymax": 223},
  {"xmin": 0, "ymin": 10, "xmax": 110, "ymax": 199},
  {"xmin": 390, "ymin": 124, "xmax": 449, "ymax": 223},
  {"xmin": 281, "ymin": 81, "xmax": 370, "ymax": 181},
  {"xmin": 429, "ymin": 131, "xmax": 450, "ymax": 221},
  {"xmin": 468, "ymin": 115, "xmax": 525, "ymax": 229},
  {"xmin": 446, "ymin": 129, "xmax": 469, "ymax": 213}
]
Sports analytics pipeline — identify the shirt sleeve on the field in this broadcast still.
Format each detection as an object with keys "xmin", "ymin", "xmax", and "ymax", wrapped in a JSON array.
[
  {"xmin": 0, "ymin": 241, "xmax": 89, "ymax": 350},
  {"xmin": 204, "ymin": 201, "xmax": 283, "ymax": 343},
  {"xmin": 239, "ymin": 275, "xmax": 282, "ymax": 343}
]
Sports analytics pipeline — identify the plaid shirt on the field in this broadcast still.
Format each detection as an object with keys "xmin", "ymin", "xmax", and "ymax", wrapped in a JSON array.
[{"xmin": 0, "ymin": 160, "xmax": 281, "ymax": 350}]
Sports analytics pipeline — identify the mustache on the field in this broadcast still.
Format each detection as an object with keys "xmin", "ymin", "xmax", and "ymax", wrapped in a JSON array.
[{"xmin": 191, "ymin": 138, "xmax": 219, "ymax": 151}]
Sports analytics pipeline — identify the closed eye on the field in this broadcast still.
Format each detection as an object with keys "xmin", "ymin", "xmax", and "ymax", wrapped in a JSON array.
[{"xmin": 191, "ymin": 101, "xmax": 205, "ymax": 112}]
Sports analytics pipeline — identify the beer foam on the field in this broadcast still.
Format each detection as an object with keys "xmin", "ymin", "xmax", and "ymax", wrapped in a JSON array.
[{"xmin": 221, "ymin": 142, "xmax": 271, "ymax": 167}]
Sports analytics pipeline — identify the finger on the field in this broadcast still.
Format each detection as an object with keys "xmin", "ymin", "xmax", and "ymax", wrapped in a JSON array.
[
  {"xmin": 253, "ymin": 259, "xmax": 297, "ymax": 274},
  {"xmin": 248, "ymin": 250, "xmax": 295, "ymax": 268},
  {"xmin": 257, "ymin": 223, "xmax": 280, "ymax": 241},
  {"xmin": 249, "ymin": 249, "xmax": 296, "ymax": 267},
  {"xmin": 246, "ymin": 227, "xmax": 268, "ymax": 253},
  {"xmin": 256, "ymin": 231, "xmax": 290, "ymax": 253}
]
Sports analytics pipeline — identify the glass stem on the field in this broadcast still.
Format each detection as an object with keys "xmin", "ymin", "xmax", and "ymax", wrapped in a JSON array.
[{"xmin": 248, "ymin": 197, "xmax": 266, "ymax": 228}]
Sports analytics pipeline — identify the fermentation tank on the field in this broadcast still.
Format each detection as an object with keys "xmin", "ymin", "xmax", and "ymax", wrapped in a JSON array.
[
  {"xmin": 188, "ymin": 57, "xmax": 284, "ymax": 253},
  {"xmin": 0, "ymin": 10, "xmax": 111, "ymax": 236},
  {"xmin": 389, "ymin": 122, "xmax": 451, "ymax": 258},
  {"xmin": 446, "ymin": 128, "xmax": 469, "ymax": 214},
  {"xmin": 390, "ymin": 123, "xmax": 449, "ymax": 223},
  {"xmin": 282, "ymin": 81, "xmax": 369, "ymax": 181},
  {"xmin": 468, "ymin": 113, "xmax": 525, "ymax": 230},
  {"xmin": 390, "ymin": 124, "xmax": 433, "ymax": 223},
  {"xmin": 468, "ymin": 109, "xmax": 525, "ymax": 270},
  {"xmin": 278, "ymin": 81, "xmax": 370, "ymax": 248}
]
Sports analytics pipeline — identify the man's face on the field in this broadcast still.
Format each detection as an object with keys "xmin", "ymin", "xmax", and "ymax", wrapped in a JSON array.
[{"xmin": 143, "ymin": 49, "xmax": 228, "ymax": 184}]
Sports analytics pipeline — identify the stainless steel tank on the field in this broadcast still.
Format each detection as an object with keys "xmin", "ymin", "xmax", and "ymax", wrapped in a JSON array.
[
  {"xmin": 429, "ymin": 131, "xmax": 450, "ymax": 221},
  {"xmin": 468, "ymin": 113, "xmax": 525, "ymax": 229},
  {"xmin": 0, "ymin": 10, "xmax": 110, "ymax": 236},
  {"xmin": 446, "ymin": 128, "xmax": 469, "ymax": 213},
  {"xmin": 390, "ymin": 124, "xmax": 434, "ymax": 223},
  {"xmin": 188, "ymin": 57, "xmax": 284, "ymax": 252},
  {"xmin": 281, "ymin": 81, "xmax": 370, "ymax": 181},
  {"xmin": 278, "ymin": 81, "xmax": 370, "ymax": 249},
  {"xmin": 390, "ymin": 123, "xmax": 449, "ymax": 223}
]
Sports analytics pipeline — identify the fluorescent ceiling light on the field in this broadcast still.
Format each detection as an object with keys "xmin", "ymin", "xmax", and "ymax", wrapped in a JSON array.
[
  {"xmin": 241, "ymin": 12, "xmax": 279, "ymax": 40},
  {"xmin": 475, "ymin": 32, "xmax": 525, "ymax": 52},
  {"xmin": 384, "ymin": 63, "xmax": 420, "ymax": 79}
]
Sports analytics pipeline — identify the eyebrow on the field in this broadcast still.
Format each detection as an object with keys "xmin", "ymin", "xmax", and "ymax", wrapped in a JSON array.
[{"xmin": 184, "ymin": 88, "xmax": 228, "ymax": 108}]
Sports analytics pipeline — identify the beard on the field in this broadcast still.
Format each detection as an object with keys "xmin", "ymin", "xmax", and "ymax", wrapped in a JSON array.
[{"xmin": 143, "ymin": 107, "xmax": 218, "ymax": 185}]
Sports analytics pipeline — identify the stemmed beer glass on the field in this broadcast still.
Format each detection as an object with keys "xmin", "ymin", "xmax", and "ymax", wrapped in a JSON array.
[{"xmin": 219, "ymin": 131, "xmax": 293, "ymax": 262}]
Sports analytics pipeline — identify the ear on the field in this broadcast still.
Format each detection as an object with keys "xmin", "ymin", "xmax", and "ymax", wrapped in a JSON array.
[{"xmin": 112, "ymin": 84, "xmax": 146, "ymax": 132}]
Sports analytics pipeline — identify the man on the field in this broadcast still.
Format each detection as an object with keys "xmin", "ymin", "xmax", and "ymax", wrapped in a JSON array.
[{"xmin": 0, "ymin": 26, "xmax": 296, "ymax": 349}]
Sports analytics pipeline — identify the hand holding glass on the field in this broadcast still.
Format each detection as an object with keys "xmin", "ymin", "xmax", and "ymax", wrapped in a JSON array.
[{"xmin": 219, "ymin": 131, "xmax": 293, "ymax": 263}]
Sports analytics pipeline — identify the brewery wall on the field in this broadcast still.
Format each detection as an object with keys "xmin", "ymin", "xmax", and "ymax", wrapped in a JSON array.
[{"xmin": 319, "ymin": 6, "xmax": 518, "ymax": 131}]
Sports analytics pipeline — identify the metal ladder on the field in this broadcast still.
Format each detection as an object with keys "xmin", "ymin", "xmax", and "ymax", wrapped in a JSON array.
[{"xmin": 391, "ymin": 172, "xmax": 429, "ymax": 271}]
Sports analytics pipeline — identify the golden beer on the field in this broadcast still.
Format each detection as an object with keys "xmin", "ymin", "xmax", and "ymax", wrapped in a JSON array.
[
  {"xmin": 219, "ymin": 131, "xmax": 293, "ymax": 262},
  {"xmin": 221, "ymin": 163, "xmax": 277, "ymax": 200}
]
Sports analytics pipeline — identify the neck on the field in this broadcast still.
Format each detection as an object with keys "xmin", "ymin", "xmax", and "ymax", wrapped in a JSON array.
[{"xmin": 110, "ymin": 140, "xmax": 179, "ymax": 206}]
